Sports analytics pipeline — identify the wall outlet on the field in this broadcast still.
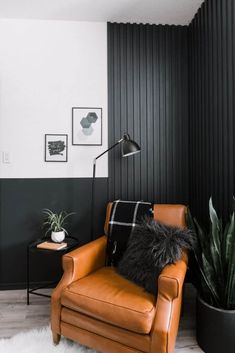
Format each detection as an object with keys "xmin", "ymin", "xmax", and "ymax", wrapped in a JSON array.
[{"xmin": 2, "ymin": 151, "xmax": 10, "ymax": 164}]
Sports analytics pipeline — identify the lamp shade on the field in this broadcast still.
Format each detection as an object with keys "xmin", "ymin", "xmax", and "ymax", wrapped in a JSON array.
[{"xmin": 122, "ymin": 134, "xmax": 141, "ymax": 157}]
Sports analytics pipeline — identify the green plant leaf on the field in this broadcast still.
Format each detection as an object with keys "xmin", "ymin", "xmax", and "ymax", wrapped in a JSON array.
[
  {"xmin": 209, "ymin": 198, "xmax": 221, "ymax": 254},
  {"xmin": 226, "ymin": 233, "xmax": 235, "ymax": 308},
  {"xmin": 201, "ymin": 253, "xmax": 220, "ymax": 306},
  {"xmin": 192, "ymin": 198, "xmax": 235, "ymax": 309},
  {"xmin": 42, "ymin": 208, "xmax": 75, "ymax": 234},
  {"xmin": 194, "ymin": 248, "xmax": 220, "ymax": 307},
  {"xmin": 225, "ymin": 213, "xmax": 235, "ymax": 264},
  {"xmin": 209, "ymin": 199, "xmax": 225, "ymax": 293}
]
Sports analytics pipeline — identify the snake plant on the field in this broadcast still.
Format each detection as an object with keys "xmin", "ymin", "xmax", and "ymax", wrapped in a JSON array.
[{"xmin": 188, "ymin": 198, "xmax": 235, "ymax": 310}]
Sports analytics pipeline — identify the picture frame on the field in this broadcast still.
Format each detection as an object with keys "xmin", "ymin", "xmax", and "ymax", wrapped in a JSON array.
[
  {"xmin": 45, "ymin": 134, "xmax": 68, "ymax": 162},
  {"xmin": 72, "ymin": 107, "xmax": 102, "ymax": 146}
]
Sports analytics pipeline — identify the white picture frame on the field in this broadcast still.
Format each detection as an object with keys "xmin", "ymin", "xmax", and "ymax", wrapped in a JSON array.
[{"xmin": 72, "ymin": 107, "xmax": 102, "ymax": 146}]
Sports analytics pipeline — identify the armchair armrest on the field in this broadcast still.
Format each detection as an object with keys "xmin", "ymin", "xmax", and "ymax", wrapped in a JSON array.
[
  {"xmin": 63, "ymin": 235, "xmax": 107, "ymax": 282},
  {"xmin": 51, "ymin": 235, "xmax": 107, "ymax": 333},
  {"xmin": 158, "ymin": 251, "xmax": 188, "ymax": 301},
  {"xmin": 151, "ymin": 251, "xmax": 188, "ymax": 353}
]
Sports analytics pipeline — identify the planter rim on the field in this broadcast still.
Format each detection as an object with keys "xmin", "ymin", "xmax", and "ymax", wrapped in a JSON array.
[{"xmin": 197, "ymin": 295, "xmax": 235, "ymax": 313}]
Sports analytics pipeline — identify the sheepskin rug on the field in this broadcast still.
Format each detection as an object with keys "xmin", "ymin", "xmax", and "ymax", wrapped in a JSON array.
[{"xmin": 0, "ymin": 326, "xmax": 98, "ymax": 353}]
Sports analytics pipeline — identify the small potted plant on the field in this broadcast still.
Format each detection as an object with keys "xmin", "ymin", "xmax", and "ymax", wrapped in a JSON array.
[
  {"xmin": 43, "ymin": 209, "xmax": 74, "ymax": 243},
  {"xmin": 188, "ymin": 198, "xmax": 235, "ymax": 353}
]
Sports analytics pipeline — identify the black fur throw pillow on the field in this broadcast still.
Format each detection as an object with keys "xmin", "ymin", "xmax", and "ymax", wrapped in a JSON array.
[{"xmin": 117, "ymin": 217, "xmax": 194, "ymax": 295}]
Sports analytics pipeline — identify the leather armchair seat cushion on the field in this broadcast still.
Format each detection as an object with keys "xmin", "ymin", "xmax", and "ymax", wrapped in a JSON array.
[
  {"xmin": 61, "ymin": 308, "xmax": 151, "ymax": 353},
  {"xmin": 61, "ymin": 267, "xmax": 156, "ymax": 334}
]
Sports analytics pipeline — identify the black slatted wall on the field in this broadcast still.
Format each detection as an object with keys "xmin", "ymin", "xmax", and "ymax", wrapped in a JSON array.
[
  {"xmin": 108, "ymin": 23, "xmax": 189, "ymax": 205},
  {"xmin": 189, "ymin": 0, "xmax": 235, "ymax": 221}
]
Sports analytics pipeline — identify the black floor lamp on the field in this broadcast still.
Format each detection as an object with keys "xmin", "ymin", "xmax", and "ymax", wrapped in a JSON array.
[{"xmin": 91, "ymin": 133, "xmax": 141, "ymax": 240}]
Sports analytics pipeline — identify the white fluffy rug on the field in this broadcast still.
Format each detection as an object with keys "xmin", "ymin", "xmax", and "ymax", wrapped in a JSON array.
[{"xmin": 0, "ymin": 326, "xmax": 98, "ymax": 353}]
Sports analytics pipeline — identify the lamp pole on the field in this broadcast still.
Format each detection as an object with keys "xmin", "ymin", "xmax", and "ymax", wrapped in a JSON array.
[
  {"xmin": 90, "ymin": 134, "xmax": 140, "ymax": 240},
  {"xmin": 91, "ymin": 139, "xmax": 123, "ymax": 240}
]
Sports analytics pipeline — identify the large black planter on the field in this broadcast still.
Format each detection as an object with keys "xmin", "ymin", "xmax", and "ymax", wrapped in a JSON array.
[{"xmin": 196, "ymin": 296, "xmax": 235, "ymax": 353}]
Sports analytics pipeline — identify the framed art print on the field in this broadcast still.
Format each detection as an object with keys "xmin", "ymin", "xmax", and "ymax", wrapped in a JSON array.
[
  {"xmin": 72, "ymin": 107, "xmax": 102, "ymax": 145},
  {"xmin": 45, "ymin": 134, "xmax": 68, "ymax": 162}
]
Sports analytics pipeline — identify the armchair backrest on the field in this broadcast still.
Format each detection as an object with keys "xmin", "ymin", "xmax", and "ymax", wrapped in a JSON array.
[{"xmin": 104, "ymin": 203, "xmax": 187, "ymax": 235}]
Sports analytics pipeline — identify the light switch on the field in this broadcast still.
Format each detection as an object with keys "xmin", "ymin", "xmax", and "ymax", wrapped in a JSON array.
[{"xmin": 2, "ymin": 151, "xmax": 10, "ymax": 164}]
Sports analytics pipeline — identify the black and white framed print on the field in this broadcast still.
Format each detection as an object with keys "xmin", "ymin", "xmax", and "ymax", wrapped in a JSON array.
[
  {"xmin": 45, "ymin": 134, "xmax": 68, "ymax": 162},
  {"xmin": 72, "ymin": 107, "xmax": 102, "ymax": 145}
]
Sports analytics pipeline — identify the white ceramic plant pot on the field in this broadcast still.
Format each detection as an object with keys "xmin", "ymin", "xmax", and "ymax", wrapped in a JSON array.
[{"xmin": 51, "ymin": 231, "xmax": 65, "ymax": 243}]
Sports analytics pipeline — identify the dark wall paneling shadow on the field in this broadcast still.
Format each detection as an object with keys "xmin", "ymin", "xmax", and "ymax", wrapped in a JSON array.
[
  {"xmin": 108, "ymin": 22, "xmax": 189, "ymax": 205},
  {"xmin": 189, "ymin": 0, "xmax": 235, "ymax": 222},
  {"xmin": 0, "ymin": 178, "xmax": 108, "ymax": 289}
]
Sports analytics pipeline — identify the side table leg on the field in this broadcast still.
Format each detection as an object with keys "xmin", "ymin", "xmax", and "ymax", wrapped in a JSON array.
[{"xmin": 27, "ymin": 245, "xmax": 30, "ymax": 305}]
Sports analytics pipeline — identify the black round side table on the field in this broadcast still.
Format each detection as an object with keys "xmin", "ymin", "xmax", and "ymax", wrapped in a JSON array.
[{"xmin": 26, "ymin": 237, "xmax": 79, "ymax": 305}]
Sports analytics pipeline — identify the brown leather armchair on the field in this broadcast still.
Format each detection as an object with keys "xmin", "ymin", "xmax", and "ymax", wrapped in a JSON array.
[{"xmin": 51, "ymin": 204, "xmax": 188, "ymax": 353}]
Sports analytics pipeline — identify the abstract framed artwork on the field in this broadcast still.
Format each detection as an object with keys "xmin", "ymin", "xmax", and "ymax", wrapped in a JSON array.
[
  {"xmin": 45, "ymin": 134, "xmax": 68, "ymax": 162},
  {"xmin": 72, "ymin": 107, "xmax": 102, "ymax": 146}
]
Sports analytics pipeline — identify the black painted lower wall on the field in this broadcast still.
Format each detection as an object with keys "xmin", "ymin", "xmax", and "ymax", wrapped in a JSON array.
[{"xmin": 0, "ymin": 178, "xmax": 108, "ymax": 289}]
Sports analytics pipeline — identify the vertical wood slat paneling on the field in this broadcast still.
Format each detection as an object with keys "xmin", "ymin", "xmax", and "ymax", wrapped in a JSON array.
[
  {"xmin": 146, "ymin": 25, "xmax": 154, "ymax": 201},
  {"xmin": 189, "ymin": 0, "xmax": 235, "ymax": 221},
  {"xmin": 108, "ymin": 23, "xmax": 189, "ymax": 204}
]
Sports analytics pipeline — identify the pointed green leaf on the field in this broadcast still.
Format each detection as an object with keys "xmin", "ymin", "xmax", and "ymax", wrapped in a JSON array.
[
  {"xmin": 200, "ymin": 253, "xmax": 220, "ymax": 306},
  {"xmin": 209, "ymin": 198, "xmax": 221, "ymax": 254},
  {"xmin": 224, "ymin": 214, "xmax": 235, "ymax": 265}
]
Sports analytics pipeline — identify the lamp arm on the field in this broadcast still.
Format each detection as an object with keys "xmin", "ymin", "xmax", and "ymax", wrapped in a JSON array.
[{"xmin": 93, "ymin": 138, "xmax": 123, "ymax": 163}]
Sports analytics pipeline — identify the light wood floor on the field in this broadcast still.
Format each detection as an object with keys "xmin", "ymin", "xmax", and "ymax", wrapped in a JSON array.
[{"xmin": 0, "ymin": 284, "xmax": 203, "ymax": 352}]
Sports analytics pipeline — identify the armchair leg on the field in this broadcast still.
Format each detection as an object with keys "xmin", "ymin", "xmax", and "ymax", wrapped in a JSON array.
[{"xmin": 52, "ymin": 332, "xmax": 61, "ymax": 345}]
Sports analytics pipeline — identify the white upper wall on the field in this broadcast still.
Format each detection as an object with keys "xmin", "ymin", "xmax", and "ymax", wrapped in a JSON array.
[
  {"xmin": 0, "ymin": 19, "xmax": 108, "ymax": 178},
  {"xmin": 0, "ymin": 1, "xmax": 204, "ymax": 179},
  {"xmin": 0, "ymin": 0, "xmax": 204, "ymax": 26}
]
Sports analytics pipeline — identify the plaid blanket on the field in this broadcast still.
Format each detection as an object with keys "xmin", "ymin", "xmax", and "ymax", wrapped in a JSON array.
[{"xmin": 107, "ymin": 200, "xmax": 153, "ymax": 266}]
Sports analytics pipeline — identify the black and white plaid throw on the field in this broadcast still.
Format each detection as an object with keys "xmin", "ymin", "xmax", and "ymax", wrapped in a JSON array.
[{"xmin": 107, "ymin": 200, "xmax": 153, "ymax": 266}]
